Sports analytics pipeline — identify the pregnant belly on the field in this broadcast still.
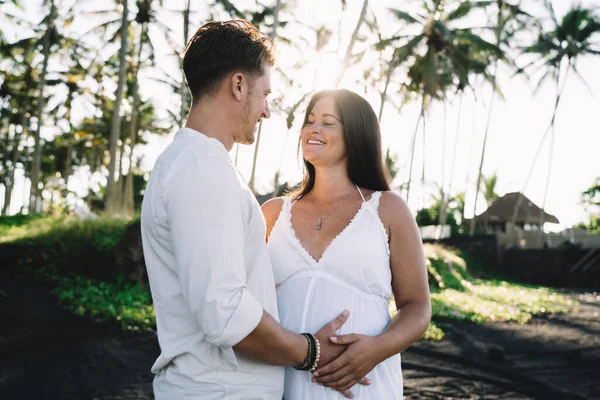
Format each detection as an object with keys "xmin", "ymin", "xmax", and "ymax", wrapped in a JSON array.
[{"xmin": 276, "ymin": 273, "xmax": 391, "ymax": 337}]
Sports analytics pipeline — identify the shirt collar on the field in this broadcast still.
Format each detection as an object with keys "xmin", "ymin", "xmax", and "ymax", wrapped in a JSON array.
[{"xmin": 175, "ymin": 127, "xmax": 230, "ymax": 156}]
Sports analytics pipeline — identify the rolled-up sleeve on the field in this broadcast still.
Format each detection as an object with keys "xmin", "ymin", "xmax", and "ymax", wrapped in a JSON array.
[{"xmin": 164, "ymin": 155, "xmax": 263, "ymax": 348}]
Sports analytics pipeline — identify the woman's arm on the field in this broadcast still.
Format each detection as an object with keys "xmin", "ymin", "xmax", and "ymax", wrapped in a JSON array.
[{"xmin": 312, "ymin": 191, "xmax": 431, "ymax": 392}]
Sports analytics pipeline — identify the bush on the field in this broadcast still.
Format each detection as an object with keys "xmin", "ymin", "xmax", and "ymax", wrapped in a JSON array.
[{"xmin": 5, "ymin": 216, "xmax": 140, "ymax": 283}]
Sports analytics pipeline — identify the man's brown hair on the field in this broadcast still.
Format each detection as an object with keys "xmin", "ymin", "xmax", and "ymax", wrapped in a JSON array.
[{"xmin": 183, "ymin": 20, "xmax": 275, "ymax": 102}]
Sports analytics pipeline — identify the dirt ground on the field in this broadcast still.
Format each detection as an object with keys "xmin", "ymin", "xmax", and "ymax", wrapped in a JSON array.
[{"xmin": 1, "ymin": 273, "xmax": 599, "ymax": 400}]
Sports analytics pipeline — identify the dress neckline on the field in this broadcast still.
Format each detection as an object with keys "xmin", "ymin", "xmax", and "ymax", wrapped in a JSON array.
[{"xmin": 286, "ymin": 189, "xmax": 381, "ymax": 267}]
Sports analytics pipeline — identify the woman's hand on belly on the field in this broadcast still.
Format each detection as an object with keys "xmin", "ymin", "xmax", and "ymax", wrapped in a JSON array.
[
  {"xmin": 313, "ymin": 310, "xmax": 350, "ymax": 366},
  {"xmin": 311, "ymin": 334, "xmax": 381, "ymax": 392}
]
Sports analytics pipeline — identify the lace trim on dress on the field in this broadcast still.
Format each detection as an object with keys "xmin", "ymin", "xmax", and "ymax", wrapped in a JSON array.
[
  {"xmin": 285, "ymin": 197, "xmax": 369, "ymax": 266},
  {"xmin": 367, "ymin": 191, "xmax": 391, "ymax": 256},
  {"xmin": 266, "ymin": 198, "xmax": 286, "ymax": 243}
]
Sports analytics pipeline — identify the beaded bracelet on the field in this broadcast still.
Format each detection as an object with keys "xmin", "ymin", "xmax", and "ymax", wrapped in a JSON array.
[
  {"xmin": 309, "ymin": 336, "xmax": 321, "ymax": 372},
  {"xmin": 293, "ymin": 333, "xmax": 316, "ymax": 371}
]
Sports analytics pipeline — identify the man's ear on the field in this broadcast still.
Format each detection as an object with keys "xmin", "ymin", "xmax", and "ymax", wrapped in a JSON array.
[{"xmin": 230, "ymin": 73, "xmax": 245, "ymax": 101}]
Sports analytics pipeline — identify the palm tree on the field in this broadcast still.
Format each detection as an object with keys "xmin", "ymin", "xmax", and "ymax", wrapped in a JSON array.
[
  {"xmin": 123, "ymin": 97, "xmax": 169, "ymax": 215},
  {"xmin": 385, "ymin": 0, "xmax": 501, "ymax": 203},
  {"xmin": 247, "ymin": 0, "xmax": 283, "ymax": 193},
  {"xmin": 28, "ymin": 0, "xmax": 57, "ymax": 213},
  {"xmin": 56, "ymin": 64, "xmax": 85, "ymax": 186},
  {"xmin": 439, "ymin": 32, "xmax": 507, "ymax": 228},
  {"xmin": 480, "ymin": 172, "xmax": 499, "ymax": 206},
  {"xmin": 104, "ymin": 0, "xmax": 129, "ymax": 214},
  {"xmin": 87, "ymin": 0, "xmax": 174, "ymax": 214},
  {"xmin": 511, "ymin": 2, "xmax": 600, "ymax": 230},
  {"xmin": 180, "ymin": 0, "xmax": 191, "ymax": 124},
  {"xmin": 469, "ymin": 0, "xmax": 531, "ymax": 235},
  {"xmin": 121, "ymin": 0, "xmax": 170, "ymax": 216},
  {"xmin": 335, "ymin": 0, "xmax": 369, "ymax": 87},
  {"xmin": 0, "ymin": 45, "xmax": 28, "ymax": 215},
  {"xmin": 385, "ymin": 148, "xmax": 399, "ymax": 181}
]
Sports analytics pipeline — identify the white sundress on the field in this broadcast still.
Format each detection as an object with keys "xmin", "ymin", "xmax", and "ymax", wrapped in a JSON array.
[{"xmin": 267, "ymin": 187, "xmax": 403, "ymax": 400}]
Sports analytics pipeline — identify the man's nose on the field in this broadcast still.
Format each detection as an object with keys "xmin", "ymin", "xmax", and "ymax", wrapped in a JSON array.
[{"xmin": 262, "ymin": 99, "xmax": 271, "ymax": 119}]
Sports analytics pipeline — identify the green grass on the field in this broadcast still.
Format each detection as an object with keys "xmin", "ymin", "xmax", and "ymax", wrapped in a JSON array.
[
  {"xmin": 0, "ymin": 214, "xmax": 130, "ymax": 251},
  {"xmin": 421, "ymin": 244, "xmax": 576, "ymax": 339},
  {"xmin": 4, "ymin": 215, "xmax": 578, "ymax": 340},
  {"xmin": 387, "ymin": 244, "xmax": 577, "ymax": 341},
  {"xmin": 3, "ymin": 214, "xmax": 150, "ymax": 332},
  {"xmin": 51, "ymin": 275, "xmax": 155, "ymax": 333}
]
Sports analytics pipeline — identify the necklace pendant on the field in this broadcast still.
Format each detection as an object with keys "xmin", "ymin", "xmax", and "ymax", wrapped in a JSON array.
[{"xmin": 316, "ymin": 218, "xmax": 322, "ymax": 230}]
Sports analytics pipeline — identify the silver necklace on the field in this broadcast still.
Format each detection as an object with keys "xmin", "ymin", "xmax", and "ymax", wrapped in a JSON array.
[{"xmin": 310, "ymin": 190, "xmax": 353, "ymax": 230}]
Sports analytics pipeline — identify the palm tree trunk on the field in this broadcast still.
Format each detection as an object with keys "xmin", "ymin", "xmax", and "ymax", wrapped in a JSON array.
[
  {"xmin": 123, "ymin": 129, "xmax": 138, "ymax": 216},
  {"xmin": 114, "ymin": 140, "xmax": 125, "ymax": 215},
  {"xmin": 29, "ymin": 0, "xmax": 56, "ymax": 213},
  {"xmin": 511, "ymin": 63, "xmax": 571, "ymax": 228},
  {"xmin": 440, "ymin": 94, "xmax": 463, "ymax": 227},
  {"xmin": 105, "ymin": 0, "xmax": 129, "ymax": 214},
  {"xmin": 180, "ymin": 0, "xmax": 191, "ymax": 125},
  {"xmin": 539, "ymin": 124, "xmax": 554, "ymax": 230},
  {"xmin": 440, "ymin": 101, "xmax": 447, "ymax": 190},
  {"xmin": 234, "ymin": 145, "xmax": 240, "ymax": 167},
  {"xmin": 463, "ymin": 95, "xmax": 478, "ymax": 201},
  {"xmin": 86, "ymin": 145, "xmax": 99, "ymax": 209},
  {"xmin": 421, "ymin": 107, "xmax": 426, "ymax": 184},
  {"xmin": 378, "ymin": 54, "xmax": 396, "ymax": 122},
  {"xmin": 124, "ymin": 23, "xmax": 146, "ymax": 217},
  {"xmin": 247, "ymin": 3, "xmax": 282, "ymax": 193},
  {"xmin": 335, "ymin": 0, "xmax": 369, "ymax": 87},
  {"xmin": 469, "ymin": 61, "xmax": 498, "ymax": 236},
  {"xmin": 248, "ymin": 120, "xmax": 263, "ymax": 193},
  {"xmin": 63, "ymin": 88, "xmax": 75, "ymax": 185},
  {"xmin": 2, "ymin": 121, "xmax": 24, "ymax": 216},
  {"xmin": 271, "ymin": 171, "xmax": 280, "ymax": 199},
  {"xmin": 406, "ymin": 96, "xmax": 425, "ymax": 203}
]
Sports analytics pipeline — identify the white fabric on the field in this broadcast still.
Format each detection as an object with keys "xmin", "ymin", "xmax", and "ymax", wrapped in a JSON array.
[
  {"xmin": 141, "ymin": 127, "xmax": 284, "ymax": 399},
  {"xmin": 268, "ymin": 189, "xmax": 403, "ymax": 399}
]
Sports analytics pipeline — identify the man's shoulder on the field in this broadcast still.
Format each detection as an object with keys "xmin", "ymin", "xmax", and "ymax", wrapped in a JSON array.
[{"xmin": 156, "ymin": 136, "xmax": 231, "ymax": 179}]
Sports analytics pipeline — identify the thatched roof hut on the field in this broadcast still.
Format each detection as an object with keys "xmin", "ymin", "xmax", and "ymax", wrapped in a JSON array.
[{"xmin": 474, "ymin": 192, "xmax": 559, "ymax": 228}]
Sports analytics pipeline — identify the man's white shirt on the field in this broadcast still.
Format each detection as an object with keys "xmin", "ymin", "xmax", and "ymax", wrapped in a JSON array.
[{"xmin": 141, "ymin": 127, "xmax": 284, "ymax": 399}]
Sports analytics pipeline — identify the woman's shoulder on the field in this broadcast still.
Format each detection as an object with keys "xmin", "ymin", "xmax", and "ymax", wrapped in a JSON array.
[
  {"xmin": 261, "ymin": 197, "xmax": 286, "ymax": 227},
  {"xmin": 261, "ymin": 196, "xmax": 285, "ymax": 213},
  {"xmin": 377, "ymin": 190, "xmax": 413, "ymax": 225}
]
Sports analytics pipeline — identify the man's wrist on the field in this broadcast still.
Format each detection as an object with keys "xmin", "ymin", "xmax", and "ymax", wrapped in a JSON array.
[
  {"xmin": 291, "ymin": 332, "xmax": 309, "ymax": 366},
  {"xmin": 293, "ymin": 333, "xmax": 320, "ymax": 371}
]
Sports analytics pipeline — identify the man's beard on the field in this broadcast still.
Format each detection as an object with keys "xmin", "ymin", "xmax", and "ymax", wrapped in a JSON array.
[{"xmin": 234, "ymin": 97, "xmax": 256, "ymax": 145}]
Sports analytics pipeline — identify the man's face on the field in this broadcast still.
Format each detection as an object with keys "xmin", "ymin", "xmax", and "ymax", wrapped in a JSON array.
[{"xmin": 236, "ymin": 65, "xmax": 272, "ymax": 145}]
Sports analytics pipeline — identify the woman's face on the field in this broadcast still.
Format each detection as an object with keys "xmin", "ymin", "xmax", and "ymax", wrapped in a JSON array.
[{"xmin": 301, "ymin": 96, "xmax": 346, "ymax": 167}]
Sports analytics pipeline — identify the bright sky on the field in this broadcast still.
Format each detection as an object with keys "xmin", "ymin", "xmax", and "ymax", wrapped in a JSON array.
[{"xmin": 2, "ymin": 0, "xmax": 600, "ymax": 231}]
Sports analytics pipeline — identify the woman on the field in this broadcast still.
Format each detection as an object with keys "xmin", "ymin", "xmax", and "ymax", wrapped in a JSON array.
[{"xmin": 262, "ymin": 89, "xmax": 431, "ymax": 399}]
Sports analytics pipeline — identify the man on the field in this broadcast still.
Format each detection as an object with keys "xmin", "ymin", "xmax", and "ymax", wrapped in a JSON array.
[{"xmin": 141, "ymin": 20, "xmax": 358, "ymax": 399}]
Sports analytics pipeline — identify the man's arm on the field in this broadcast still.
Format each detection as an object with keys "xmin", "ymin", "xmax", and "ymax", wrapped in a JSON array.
[
  {"xmin": 165, "ymin": 156, "xmax": 347, "ymax": 367},
  {"xmin": 234, "ymin": 309, "xmax": 350, "ymax": 367}
]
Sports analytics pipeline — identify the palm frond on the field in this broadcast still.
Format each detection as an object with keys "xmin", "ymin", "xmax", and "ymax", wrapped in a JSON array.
[
  {"xmin": 447, "ymin": 1, "xmax": 493, "ymax": 22},
  {"xmin": 215, "ymin": 0, "xmax": 246, "ymax": 19},
  {"xmin": 394, "ymin": 34, "xmax": 425, "ymax": 64},
  {"xmin": 570, "ymin": 62, "xmax": 594, "ymax": 97},
  {"xmin": 388, "ymin": 9, "xmax": 421, "ymax": 25}
]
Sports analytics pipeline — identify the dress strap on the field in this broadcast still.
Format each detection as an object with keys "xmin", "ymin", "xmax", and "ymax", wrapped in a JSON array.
[
  {"xmin": 355, "ymin": 185, "xmax": 366, "ymax": 202},
  {"xmin": 369, "ymin": 191, "xmax": 383, "ymax": 210},
  {"xmin": 291, "ymin": 195, "xmax": 302, "ymax": 207}
]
